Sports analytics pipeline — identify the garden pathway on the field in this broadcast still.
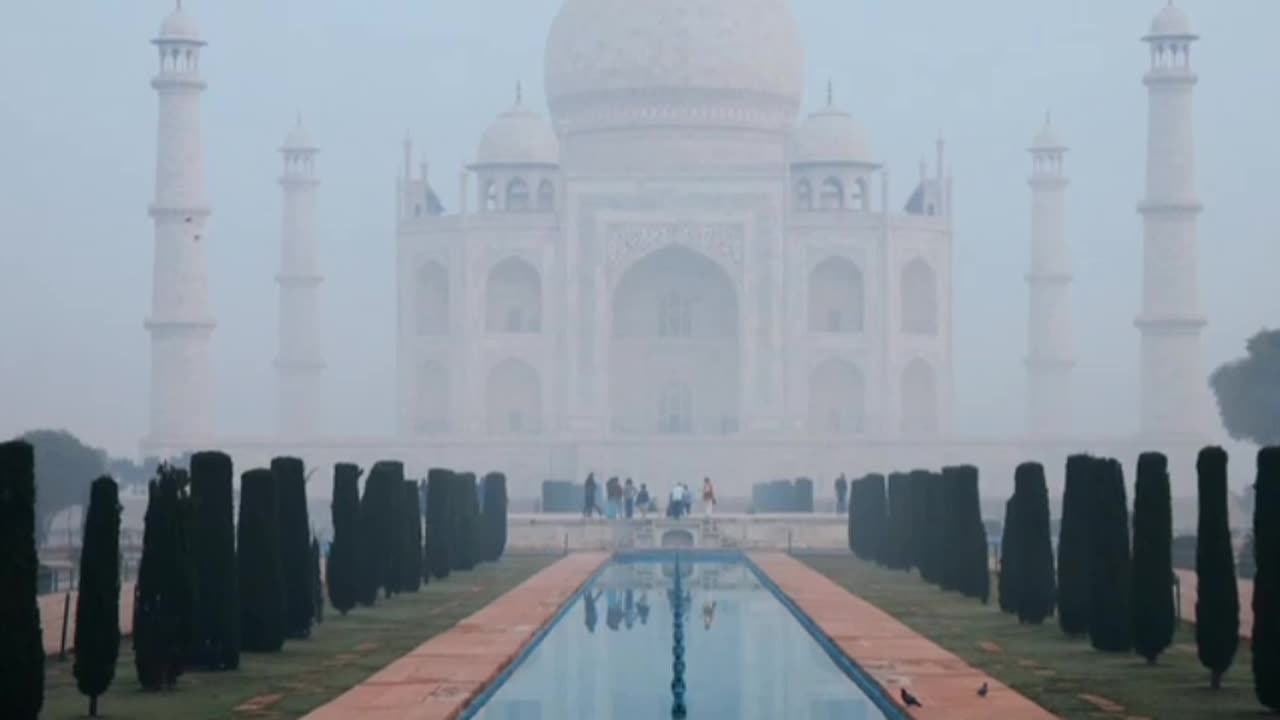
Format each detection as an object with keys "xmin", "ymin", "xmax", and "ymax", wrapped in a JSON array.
[
  {"xmin": 752, "ymin": 552, "xmax": 1058, "ymax": 720},
  {"xmin": 39, "ymin": 582, "xmax": 136, "ymax": 655},
  {"xmin": 1175, "ymin": 569, "xmax": 1253, "ymax": 638}
]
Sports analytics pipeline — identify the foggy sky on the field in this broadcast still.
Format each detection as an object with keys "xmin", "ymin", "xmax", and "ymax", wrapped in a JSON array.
[{"xmin": 0, "ymin": 0, "xmax": 1275, "ymax": 457}]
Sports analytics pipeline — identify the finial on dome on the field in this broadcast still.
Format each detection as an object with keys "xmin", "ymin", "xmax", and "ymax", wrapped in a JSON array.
[
  {"xmin": 296, "ymin": 111, "xmax": 303, "ymax": 128},
  {"xmin": 515, "ymin": 81, "xmax": 523, "ymax": 106},
  {"xmin": 826, "ymin": 78, "xmax": 834, "ymax": 107}
]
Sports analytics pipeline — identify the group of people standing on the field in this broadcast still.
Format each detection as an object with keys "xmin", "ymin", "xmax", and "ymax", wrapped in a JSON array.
[{"xmin": 582, "ymin": 474, "xmax": 716, "ymax": 520}]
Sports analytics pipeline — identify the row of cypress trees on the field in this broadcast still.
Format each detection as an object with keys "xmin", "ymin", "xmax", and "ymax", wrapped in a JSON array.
[
  {"xmin": 997, "ymin": 463, "xmax": 1056, "ymax": 625},
  {"xmin": 846, "ymin": 466, "xmax": 989, "ymax": 603}
]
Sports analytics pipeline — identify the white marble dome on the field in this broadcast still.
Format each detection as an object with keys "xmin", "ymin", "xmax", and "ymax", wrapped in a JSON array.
[
  {"xmin": 158, "ymin": 8, "xmax": 202, "ymax": 43},
  {"xmin": 1147, "ymin": 3, "xmax": 1194, "ymax": 38},
  {"xmin": 791, "ymin": 104, "xmax": 874, "ymax": 166},
  {"xmin": 544, "ymin": 0, "xmax": 804, "ymax": 135},
  {"xmin": 475, "ymin": 102, "xmax": 560, "ymax": 167}
]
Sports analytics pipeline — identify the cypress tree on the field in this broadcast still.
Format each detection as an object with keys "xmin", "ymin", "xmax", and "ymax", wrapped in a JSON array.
[
  {"xmin": 453, "ymin": 472, "xmax": 479, "ymax": 571},
  {"xmin": 1058, "ymin": 454, "xmax": 1093, "ymax": 637},
  {"xmin": 74, "ymin": 476, "xmax": 122, "ymax": 717},
  {"xmin": 401, "ymin": 480, "xmax": 423, "ymax": 592},
  {"xmin": 1254, "ymin": 447, "xmax": 1280, "ymax": 710},
  {"xmin": 0, "ymin": 440, "xmax": 45, "ymax": 719},
  {"xmin": 1196, "ymin": 447, "xmax": 1238, "ymax": 688},
  {"xmin": 238, "ymin": 469, "xmax": 285, "ymax": 653},
  {"xmin": 326, "ymin": 463, "xmax": 361, "ymax": 615},
  {"xmin": 133, "ymin": 465, "xmax": 192, "ymax": 689},
  {"xmin": 1016, "ymin": 463, "xmax": 1056, "ymax": 625},
  {"xmin": 271, "ymin": 457, "xmax": 313, "ymax": 639},
  {"xmin": 946, "ymin": 466, "xmax": 990, "ymax": 603},
  {"xmin": 998, "ymin": 493, "xmax": 1020, "ymax": 615},
  {"xmin": 1132, "ymin": 452, "xmax": 1175, "ymax": 664},
  {"xmin": 908, "ymin": 470, "xmax": 931, "ymax": 574},
  {"xmin": 846, "ymin": 476, "xmax": 859, "ymax": 555},
  {"xmin": 356, "ymin": 463, "xmax": 384, "ymax": 605},
  {"xmin": 865, "ymin": 474, "xmax": 888, "ymax": 566},
  {"xmin": 311, "ymin": 538, "xmax": 324, "ymax": 625},
  {"xmin": 187, "ymin": 451, "xmax": 239, "ymax": 670},
  {"xmin": 419, "ymin": 480, "xmax": 430, "ymax": 585},
  {"xmin": 378, "ymin": 462, "xmax": 406, "ymax": 597},
  {"xmin": 426, "ymin": 468, "xmax": 453, "ymax": 580},
  {"xmin": 885, "ymin": 473, "xmax": 913, "ymax": 571},
  {"xmin": 482, "ymin": 473, "xmax": 509, "ymax": 562},
  {"xmin": 1089, "ymin": 458, "xmax": 1132, "ymax": 653}
]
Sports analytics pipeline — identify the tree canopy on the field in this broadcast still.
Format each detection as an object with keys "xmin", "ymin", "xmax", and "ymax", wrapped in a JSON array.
[{"xmin": 1211, "ymin": 329, "xmax": 1280, "ymax": 447}]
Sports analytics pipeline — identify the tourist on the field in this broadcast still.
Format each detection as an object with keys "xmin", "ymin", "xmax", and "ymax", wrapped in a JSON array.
[
  {"xmin": 625, "ymin": 589, "xmax": 636, "ymax": 629},
  {"xmin": 835, "ymin": 474, "xmax": 849, "ymax": 514},
  {"xmin": 623, "ymin": 477, "xmax": 637, "ymax": 518},
  {"xmin": 682, "ymin": 482, "xmax": 694, "ymax": 517},
  {"xmin": 583, "ymin": 473, "xmax": 600, "ymax": 518},
  {"xmin": 703, "ymin": 600, "xmax": 717, "ymax": 631},
  {"xmin": 669, "ymin": 483, "xmax": 685, "ymax": 519},
  {"xmin": 606, "ymin": 589, "xmax": 623, "ymax": 631},
  {"xmin": 606, "ymin": 476, "xmax": 622, "ymax": 519},
  {"xmin": 637, "ymin": 591, "xmax": 651, "ymax": 625},
  {"xmin": 583, "ymin": 587, "xmax": 602, "ymax": 633},
  {"xmin": 636, "ymin": 483, "xmax": 651, "ymax": 518},
  {"xmin": 702, "ymin": 477, "xmax": 717, "ymax": 518}
]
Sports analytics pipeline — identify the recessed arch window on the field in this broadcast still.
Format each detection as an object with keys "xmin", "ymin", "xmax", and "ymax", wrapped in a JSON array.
[
  {"xmin": 819, "ymin": 178, "xmax": 844, "ymax": 210},
  {"xmin": 414, "ymin": 262, "xmax": 449, "ymax": 336},
  {"xmin": 900, "ymin": 258, "xmax": 939, "ymax": 335},
  {"xmin": 795, "ymin": 179, "xmax": 813, "ymax": 211},
  {"xmin": 483, "ymin": 181, "xmax": 499, "ymax": 212},
  {"xmin": 506, "ymin": 178, "xmax": 530, "ymax": 211},
  {"xmin": 808, "ymin": 257, "xmax": 865, "ymax": 334},
  {"xmin": 659, "ymin": 382, "xmax": 693, "ymax": 435},
  {"xmin": 658, "ymin": 292, "xmax": 693, "ymax": 338},
  {"xmin": 537, "ymin": 179, "xmax": 555, "ymax": 211}
]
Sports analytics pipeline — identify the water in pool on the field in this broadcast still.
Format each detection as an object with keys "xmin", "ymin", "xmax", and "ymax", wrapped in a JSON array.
[{"xmin": 465, "ymin": 554, "xmax": 898, "ymax": 720}]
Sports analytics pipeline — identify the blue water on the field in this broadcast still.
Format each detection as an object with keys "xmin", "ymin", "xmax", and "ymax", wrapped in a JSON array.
[{"xmin": 463, "ymin": 553, "xmax": 900, "ymax": 720}]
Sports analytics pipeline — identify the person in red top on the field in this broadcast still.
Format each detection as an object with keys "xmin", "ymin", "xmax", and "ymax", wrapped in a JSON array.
[{"xmin": 702, "ymin": 477, "xmax": 716, "ymax": 518}]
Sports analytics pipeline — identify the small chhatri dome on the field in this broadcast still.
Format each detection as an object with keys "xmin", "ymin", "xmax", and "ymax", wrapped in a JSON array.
[
  {"xmin": 158, "ymin": 3, "xmax": 203, "ymax": 44},
  {"xmin": 1146, "ymin": 2, "xmax": 1195, "ymax": 39},
  {"xmin": 283, "ymin": 115, "xmax": 316, "ymax": 152},
  {"xmin": 1031, "ymin": 112, "xmax": 1065, "ymax": 152},
  {"xmin": 790, "ymin": 84, "xmax": 875, "ymax": 166},
  {"xmin": 475, "ymin": 85, "xmax": 560, "ymax": 167}
]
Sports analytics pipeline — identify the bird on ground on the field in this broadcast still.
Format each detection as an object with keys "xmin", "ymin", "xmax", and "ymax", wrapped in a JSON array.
[
  {"xmin": 901, "ymin": 688, "xmax": 923, "ymax": 708},
  {"xmin": 978, "ymin": 681, "xmax": 989, "ymax": 698}
]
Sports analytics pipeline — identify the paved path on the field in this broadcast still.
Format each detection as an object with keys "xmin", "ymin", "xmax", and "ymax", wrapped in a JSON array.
[
  {"xmin": 39, "ymin": 582, "xmax": 136, "ymax": 655},
  {"xmin": 1175, "ymin": 569, "xmax": 1254, "ymax": 638},
  {"xmin": 751, "ymin": 552, "xmax": 1057, "ymax": 720},
  {"xmin": 303, "ymin": 553, "xmax": 608, "ymax": 720}
]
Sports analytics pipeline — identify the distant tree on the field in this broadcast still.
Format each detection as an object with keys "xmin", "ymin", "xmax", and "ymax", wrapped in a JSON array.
[
  {"xmin": 1015, "ymin": 463, "xmax": 1056, "ymax": 625},
  {"xmin": 74, "ymin": 477, "xmax": 121, "ymax": 717},
  {"xmin": 481, "ymin": 473, "xmax": 508, "ymax": 562},
  {"xmin": 1210, "ymin": 329, "xmax": 1280, "ymax": 447},
  {"xmin": 1132, "ymin": 453, "xmax": 1175, "ymax": 664},
  {"xmin": 187, "ymin": 451, "xmax": 239, "ymax": 670},
  {"xmin": 1195, "ymin": 447, "xmax": 1239, "ymax": 688},
  {"xmin": 401, "ymin": 480, "xmax": 422, "ymax": 592},
  {"xmin": 998, "ymin": 494, "xmax": 1020, "ymax": 615},
  {"xmin": 237, "ymin": 469, "xmax": 285, "ymax": 653},
  {"xmin": 327, "ymin": 464, "xmax": 361, "ymax": 615},
  {"xmin": 19, "ymin": 429, "xmax": 106, "ymax": 545},
  {"xmin": 1254, "ymin": 447, "xmax": 1280, "ymax": 710},
  {"xmin": 311, "ymin": 538, "xmax": 324, "ymax": 626},
  {"xmin": 885, "ymin": 473, "xmax": 913, "ymax": 571},
  {"xmin": 271, "ymin": 457, "xmax": 313, "ymax": 639},
  {"xmin": 1058, "ymin": 455, "xmax": 1093, "ymax": 637},
  {"xmin": 1089, "ymin": 458, "xmax": 1132, "ymax": 653},
  {"xmin": 426, "ymin": 468, "xmax": 454, "ymax": 580},
  {"xmin": 0, "ymin": 440, "xmax": 45, "ymax": 719},
  {"xmin": 133, "ymin": 465, "xmax": 192, "ymax": 689}
]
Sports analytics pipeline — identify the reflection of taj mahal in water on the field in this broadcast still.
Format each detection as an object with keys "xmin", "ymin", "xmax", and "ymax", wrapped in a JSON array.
[{"xmin": 142, "ymin": 1, "xmax": 1213, "ymax": 492}]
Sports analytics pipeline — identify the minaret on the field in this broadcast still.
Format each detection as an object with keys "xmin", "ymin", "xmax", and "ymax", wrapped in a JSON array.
[
  {"xmin": 1137, "ymin": 3, "xmax": 1207, "ymax": 439},
  {"xmin": 276, "ymin": 117, "xmax": 325, "ymax": 436},
  {"xmin": 1025, "ymin": 114, "xmax": 1074, "ymax": 436},
  {"xmin": 145, "ymin": 3, "xmax": 215, "ymax": 444}
]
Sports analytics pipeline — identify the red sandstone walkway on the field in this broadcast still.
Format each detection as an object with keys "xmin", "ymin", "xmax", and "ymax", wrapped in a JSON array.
[
  {"xmin": 752, "ymin": 552, "xmax": 1057, "ymax": 720},
  {"xmin": 303, "ymin": 553, "xmax": 608, "ymax": 720},
  {"xmin": 39, "ymin": 582, "xmax": 136, "ymax": 655},
  {"xmin": 1175, "ymin": 569, "xmax": 1254, "ymax": 638}
]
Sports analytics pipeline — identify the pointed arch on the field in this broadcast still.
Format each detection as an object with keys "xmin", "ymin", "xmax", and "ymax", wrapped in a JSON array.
[
  {"xmin": 819, "ymin": 177, "xmax": 844, "ymax": 210},
  {"xmin": 808, "ymin": 359, "xmax": 866, "ymax": 433},
  {"xmin": 900, "ymin": 358, "xmax": 938, "ymax": 434},
  {"xmin": 506, "ymin": 177, "xmax": 530, "ymax": 211},
  {"xmin": 486, "ymin": 359, "xmax": 543, "ymax": 434},
  {"xmin": 485, "ymin": 257, "xmax": 542, "ymax": 333},
  {"xmin": 537, "ymin": 179, "xmax": 555, "ymax": 211},
  {"xmin": 483, "ymin": 180, "xmax": 499, "ymax": 212},
  {"xmin": 416, "ymin": 361, "xmax": 450, "ymax": 433},
  {"xmin": 795, "ymin": 179, "xmax": 813, "ymax": 211},
  {"xmin": 808, "ymin": 256, "xmax": 865, "ymax": 334},
  {"xmin": 901, "ymin": 258, "xmax": 938, "ymax": 335},
  {"xmin": 414, "ymin": 261, "xmax": 449, "ymax": 336}
]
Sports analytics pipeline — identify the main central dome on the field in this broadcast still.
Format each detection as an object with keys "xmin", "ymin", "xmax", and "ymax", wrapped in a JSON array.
[{"xmin": 544, "ymin": 0, "xmax": 805, "ymax": 171}]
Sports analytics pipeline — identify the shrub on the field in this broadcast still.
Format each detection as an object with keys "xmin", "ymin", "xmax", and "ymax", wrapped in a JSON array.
[
  {"xmin": 326, "ymin": 464, "xmax": 361, "ymax": 615},
  {"xmin": 1015, "ymin": 463, "xmax": 1056, "ymax": 625},
  {"xmin": 1254, "ymin": 447, "xmax": 1280, "ymax": 710},
  {"xmin": 134, "ymin": 465, "xmax": 192, "ymax": 688},
  {"xmin": 1089, "ymin": 458, "xmax": 1133, "ymax": 653},
  {"xmin": 0, "ymin": 440, "xmax": 45, "ymax": 718},
  {"xmin": 237, "ymin": 469, "xmax": 285, "ymax": 653},
  {"xmin": 1132, "ymin": 453, "xmax": 1175, "ymax": 664},
  {"xmin": 1057, "ymin": 454, "xmax": 1093, "ymax": 637},
  {"xmin": 1196, "ymin": 447, "xmax": 1239, "ymax": 688},
  {"xmin": 187, "ymin": 451, "xmax": 239, "ymax": 670},
  {"xmin": 482, "ymin": 473, "xmax": 509, "ymax": 562},
  {"xmin": 271, "ymin": 457, "xmax": 313, "ymax": 639},
  {"xmin": 74, "ymin": 476, "xmax": 122, "ymax": 717},
  {"xmin": 426, "ymin": 468, "xmax": 454, "ymax": 580},
  {"xmin": 794, "ymin": 477, "xmax": 815, "ymax": 512}
]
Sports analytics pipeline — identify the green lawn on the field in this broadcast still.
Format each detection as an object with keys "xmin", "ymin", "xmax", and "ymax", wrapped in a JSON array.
[
  {"xmin": 43, "ymin": 554, "xmax": 557, "ymax": 720},
  {"xmin": 800, "ymin": 552, "xmax": 1265, "ymax": 720}
]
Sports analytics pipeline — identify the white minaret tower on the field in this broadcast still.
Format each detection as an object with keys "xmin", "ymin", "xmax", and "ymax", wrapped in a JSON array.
[
  {"xmin": 276, "ymin": 117, "xmax": 325, "ymax": 436},
  {"xmin": 1137, "ymin": 3, "xmax": 1207, "ymax": 439},
  {"xmin": 145, "ymin": 3, "xmax": 215, "ymax": 444},
  {"xmin": 1025, "ymin": 114, "xmax": 1074, "ymax": 436}
]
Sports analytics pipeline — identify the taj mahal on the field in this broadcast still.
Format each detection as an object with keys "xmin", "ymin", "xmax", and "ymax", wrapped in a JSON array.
[{"xmin": 141, "ymin": 1, "xmax": 1213, "ymax": 495}]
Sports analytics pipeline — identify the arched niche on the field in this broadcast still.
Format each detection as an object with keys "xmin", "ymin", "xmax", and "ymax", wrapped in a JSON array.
[
  {"xmin": 485, "ymin": 257, "xmax": 542, "ymax": 333},
  {"xmin": 808, "ymin": 256, "xmax": 865, "ymax": 334}
]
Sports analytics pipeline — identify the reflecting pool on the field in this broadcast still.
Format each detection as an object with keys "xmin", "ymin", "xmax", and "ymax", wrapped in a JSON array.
[{"xmin": 464, "ymin": 553, "xmax": 899, "ymax": 720}]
